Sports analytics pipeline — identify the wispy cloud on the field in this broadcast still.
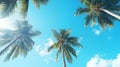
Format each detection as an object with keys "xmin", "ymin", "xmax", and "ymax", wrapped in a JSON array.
[
  {"xmin": 93, "ymin": 29, "xmax": 101, "ymax": 35},
  {"xmin": 44, "ymin": 57, "xmax": 56, "ymax": 64},
  {"xmin": 35, "ymin": 38, "xmax": 54, "ymax": 56},
  {"xmin": 76, "ymin": 36, "xmax": 82, "ymax": 56},
  {"xmin": 79, "ymin": 36, "xmax": 83, "ymax": 42},
  {"xmin": 0, "ymin": 12, "xmax": 20, "ymax": 30},
  {"xmin": 0, "ymin": 18, "xmax": 15, "ymax": 30},
  {"xmin": 35, "ymin": 38, "xmax": 55, "ymax": 64},
  {"xmin": 87, "ymin": 54, "xmax": 120, "ymax": 67},
  {"xmin": 0, "ymin": 32, "xmax": 4, "ymax": 36},
  {"xmin": 76, "ymin": 50, "xmax": 80, "ymax": 56}
]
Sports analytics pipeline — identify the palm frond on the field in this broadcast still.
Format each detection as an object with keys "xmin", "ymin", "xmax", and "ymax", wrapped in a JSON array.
[
  {"xmin": 0, "ymin": 0, "xmax": 17, "ymax": 17},
  {"xmin": 84, "ymin": 15, "xmax": 92, "ymax": 27},
  {"xmin": 65, "ymin": 45, "xmax": 77, "ymax": 58},
  {"xmin": 19, "ymin": 0, "xmax": 29, "ymax": 17},
  {"xmin": 80, "ymin": 0, "xmax": 91, "ymax": 6},
  {"xmin": 4, "ymin": 45, "xmax": 17, "ymax": 62},
  {"xmin": 105, "ymin": 0, "xmax": 120, "ymax": 5},
  {"xmin": 0, "ymin": 39, "xmax": 12, "ymax": 48},
  {"xmin": 91, "ymin": 17, "xmax": 96, "ymax": 27},
  {"xmin": 17, "ymin": 40, "xmax": 28, "ymax": 57},
  {"xmin": 32, "ymin": 0, "xmax": 48, "ymax": 8},
  {"xmin": 56, "ymin": 47, "xmax": 61, "ymax": 61},
  {"xmin": 101, "ymin": 14, "xmax": 113, "ymax": 27},
  {"xmin": 48, "ymin": 42, "xmax": 60, "ymax": 52},
  {"xmin": 107, "ymin": 5, "xmax": 120, "ymax": 11},
  {"xmin": 63, "ymin": 29, "xmax": 71, "ymax": 38},
  {"xmin": 60, "ymin": 29, "xmax": 66, "ymax": 38},
  {"xmin": 48, "ymin": 45, "xmax": 54, "ymax": 52},
  {"xmin": 98, "ymin": 16, "xmax": 105, "ymax": 29},
  {"xmin": 52, "ymin": 30, "xmax": 60, "ymax": 40},
  {"xmin": 67, "ymin": 36, "xmax": 82, "ymax": 47},
  {"xmin": 23, "ymin": 39, "xmax": 32, "ymax": 51},
  {"xmin": 20, "ymin": 41, "xmax": 28, "ymax": 57},
  {"xmin": 75, "ymin": 8, "xmax": 90, "ymax": 16},
  {"xmin": 24, "ymin": 37, "xmax": 33, "ymax": 50},
  {"xmin": 30, "ymin": 31, "xmax": 41, "ymax": 37},
  {"xmin": 0, "ymin": 38, "xmax": 18, "ymax": 56},
  {"xmin": 25, "ymin": 36, "xmax": 34, "ymax": 46},
  {"xmin": 64, "ymin": 46, "xmax": 72, "ymax": 63},
  {"xmin": 12, "ymin": 47, "xmax": 19, "ymax": 59}
]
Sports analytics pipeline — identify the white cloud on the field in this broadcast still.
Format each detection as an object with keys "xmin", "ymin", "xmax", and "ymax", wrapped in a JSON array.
[
  {"xmin": 93, "ymin": 29, "xmax": 101, "ymax": 35},
  {"xmin": 87, "ymin": 55, "xmax": 109, "ymax": 67},
  {"xmin": 45, "ymin": 38, "xmax": 54, "ymax": 47},
  {"xmin": 79, "ymin": 36, "xmax": 83, "ymax": 42},
  {"xmin": 112, "ymin": 54, "xmax": 120, "ymax": 67},
  {"xmin": 0, "ymin": 11, "xmax": 20, "ymax": 31},
  {"xmin": 87, "ymin": 54, "xmax": 120, "ymax": 67},
  {"xmin": 35, "ymin": 38, "xmax": 55, "ymax": 64},
  {"xmin": 76, "ymin": 37, "xmax": 82, "ymax": 56},
  {"xmin": 44, "ymin": 57, "xmax": 55, "ymax": 64},
  {"xmin": 0, "ymin": 32, "xmax": 4, "ymax": 36},
  {"xmin": 76, "ymin": 50, "xmax": 80, "ymax": 56},
  {"xmin": 0, "ymin": 18, "xmax": 15, "ymax": 30},
  {"xmin": 35, "ymin": 38, "xmax": 54, "ymax": 56}
]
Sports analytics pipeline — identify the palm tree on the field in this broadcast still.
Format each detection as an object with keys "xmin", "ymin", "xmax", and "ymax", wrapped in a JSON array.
[
  {"xmin": 48, "ymin": 29, "xmax": 82, "ymax": 67},
  {"xmin": 0, "ymin": 0, "xmax": 48, "ymax": 18},
  {"xmin": 0, "ymin": 20, "xmax": 40, "ymax": 61},
  {"xmin": 75, "ymin": 0, "xmax": 120, "ymax": 29}
]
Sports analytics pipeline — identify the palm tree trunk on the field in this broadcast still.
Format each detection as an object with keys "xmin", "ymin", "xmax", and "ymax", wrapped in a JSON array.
[
  {"xmin": 61, "ymin": 45, "xmax": 66, "ymax": 67},
  {"xmin": 100, "ymin": 8, "xmax": 120, "ymax": 20},
  {"xmin": 0, "ymin": 37, "xmax": 18, "ymax": 56}
]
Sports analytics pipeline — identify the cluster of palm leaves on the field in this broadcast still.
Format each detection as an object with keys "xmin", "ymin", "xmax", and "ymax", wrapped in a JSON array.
[
  {"xmin": 75, "ymin": 0, "xmax": 120, "ymax": 29},
  {"xmin": 0, "ymin": 0, "xmax": 48, "ymax": 62},
  {"xmin": 0, "ymin": 0, "xmax": 48, "ymax": 18},
  {"xmin": 48, "ymin": 29, "xmax": 82, "ymax": 67},
  {"xmin": 0, "ymin": 21, "xmax": 40, "ymax": 61},
  {"xmin": 0, "ymin": 0, "xmax": 48, "ymax": 61}
]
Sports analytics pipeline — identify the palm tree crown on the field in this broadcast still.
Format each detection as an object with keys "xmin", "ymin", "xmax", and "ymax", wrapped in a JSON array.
[
  {"xmin": 0, "ymin": 0, "xmax": 48, "ymax": 18},
  {"xmin": 0, "ymin": 20, "xmax": 40, "ymax": 61},
  {"xmin": 75, "ymin": 0, "xmax": 120, "ymax": 29},
  {"xmin": 48, "ymin": 29, "xmax": 82, "ymax": 67}
]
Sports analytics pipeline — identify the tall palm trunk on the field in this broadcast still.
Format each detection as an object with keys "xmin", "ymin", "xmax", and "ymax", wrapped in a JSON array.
[
  {"xmin": 100, "ymin": 8, "xmax": 120, "ymax": 20},
  {"xmin": 61, "ymin": 43, "xmax": 66, "ymax": 67},
  {"xmin": 0, "ymin": 37, "xmax": 18, "ymax": 56}
]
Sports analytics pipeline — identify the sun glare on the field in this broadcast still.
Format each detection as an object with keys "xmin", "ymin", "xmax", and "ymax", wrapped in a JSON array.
[{"xmin": 0, "ymin": 18, "xmax": 16, "ymax": 30}]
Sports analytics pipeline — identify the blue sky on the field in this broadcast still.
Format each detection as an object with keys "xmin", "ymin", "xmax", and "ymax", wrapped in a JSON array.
[{"xmin": 0, "ymin": 0, "xmax": 120, "ymax": 67}]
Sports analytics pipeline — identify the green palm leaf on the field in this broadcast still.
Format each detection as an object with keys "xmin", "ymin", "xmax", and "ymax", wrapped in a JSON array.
[
  {"xmin": 19, "ymin": 0, "xmax": 29, "ymax": 17},
  {"xmin": 48, "ymin": 42, "xmax": 60, "ymax": 52},
  {"xmin": 0, "ymin": 0, "xmax": 17, "ymax": 17},
  {"xmin": 64, "ymin": 46, "xmax": 72, "ymax": 63},
  {"xmin": 65, "ymin": 45, "xmax": 77, "ymax": 58},
  {"xmin": 56, "ymin": 47, "xmax": 61, "ymax": 61},
  {"xmin": 75, "ymin": 8, "xmax": 90, "ymax": 16},
  {"xmin": 32, "ymin": 0, "xmax": 48, "ymax": 8},
  {"xmin": 4, "ymin": 45, "xmax": 17, "ymax": 61},
  {"xmin": 67, "ymin": 37, "xmax": 82, "ymax": 47},
  {"xmin": 52, "ymin": 30, "xmax": 60, "ymax": 40}
]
